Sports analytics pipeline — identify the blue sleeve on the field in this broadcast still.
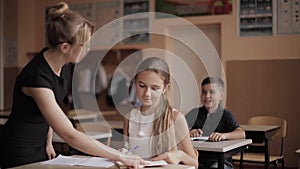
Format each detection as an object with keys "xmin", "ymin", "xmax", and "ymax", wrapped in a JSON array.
[{"xmin": 216, "ymin": 110, "xmax": 240, "ymax": 133}]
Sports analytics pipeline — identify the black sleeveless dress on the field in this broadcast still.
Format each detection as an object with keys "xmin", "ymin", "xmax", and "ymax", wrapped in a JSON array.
[{"xmin": 0, "ymin": 48, "xmax": 68, "ymax": 168}]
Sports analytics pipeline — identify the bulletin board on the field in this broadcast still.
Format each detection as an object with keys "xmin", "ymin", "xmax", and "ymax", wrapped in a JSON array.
[{"xmin": 277, "ymin": 0, "xmax": 300, "ymax": 34}]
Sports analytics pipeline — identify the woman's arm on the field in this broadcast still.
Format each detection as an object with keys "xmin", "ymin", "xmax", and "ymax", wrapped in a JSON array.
[{"xmin": 23, "ymin": 87, "xmax": 144, "ymax": 168}]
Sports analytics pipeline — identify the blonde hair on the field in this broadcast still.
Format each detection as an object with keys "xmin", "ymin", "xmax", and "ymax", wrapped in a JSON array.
[
  {"xmin": 46, "ymin": 2, "xmax": 94, "ymax": 48},
  {"xmin": 135, "ymin": 57, "xmax": 177, "ymax": 156}
]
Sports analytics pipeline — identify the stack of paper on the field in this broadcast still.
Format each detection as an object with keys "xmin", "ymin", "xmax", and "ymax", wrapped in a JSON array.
[{"xmin": 41, "ymin": 155, "xmax": 114, "ymax": 168}]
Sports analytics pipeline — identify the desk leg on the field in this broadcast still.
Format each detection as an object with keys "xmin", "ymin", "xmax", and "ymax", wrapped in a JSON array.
[
  {"xmin": 239, "ymin": 151, "xmax": 244, "ymax": 169},
  {"xmin": 265, "ymin": 139, "xmax": 270, "ymax": 169},
  {"xmin": 218, "ymin": 155, "xmax": 225, "ymax": 169}
]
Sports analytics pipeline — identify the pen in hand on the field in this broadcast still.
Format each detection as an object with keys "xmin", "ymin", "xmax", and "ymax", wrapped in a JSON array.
[{"xmin": 126, "ymin": 145, "xmax": 140, "ymax": 154}]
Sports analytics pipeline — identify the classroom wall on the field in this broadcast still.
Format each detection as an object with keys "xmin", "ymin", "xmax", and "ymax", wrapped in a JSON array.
[
  {"xmin": 220, "ymin": 2, "xmax": 300, "ymax": 168},
  {"xmin": 227, "ymin": 59, "xmax": 300, "ymax": 168},
  {"xmin": 2, "ymin": 0, "xmax": 18, "ymax": 109},
  {"xmin": 2, "ymin": 0, "xmax": 300, "ymax": 167}
]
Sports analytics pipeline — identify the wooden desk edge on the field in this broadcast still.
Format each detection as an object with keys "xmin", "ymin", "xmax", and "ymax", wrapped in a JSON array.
[
  {"xmin": 193, "ymin": 139, "xmax": 252, "ymax": 152},
  {"xmin": 240, "ymin": 124, "xmax": 280, "ymax": 131},
  {"xmin": 10, "ymin": 161, "xmax": 195, "ymax": 169}
]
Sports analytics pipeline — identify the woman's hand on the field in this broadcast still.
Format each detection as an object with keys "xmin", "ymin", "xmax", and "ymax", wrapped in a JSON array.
[
  {"xmin": 46, "ymin": 143, "xmax": 56, "ymax": 159},
  {"xmin": 119, "ymin": 154, "xmax": 146, "ymax": 169},
  {"xmin": 45, "ymin": 126, "xmax": 56, "ymax": 159}
]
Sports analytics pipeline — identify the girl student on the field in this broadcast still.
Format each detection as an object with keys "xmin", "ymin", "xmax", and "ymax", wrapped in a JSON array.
[{"xmin": 123, "ymin": 57, "xmax": 198, "ymax": 168}]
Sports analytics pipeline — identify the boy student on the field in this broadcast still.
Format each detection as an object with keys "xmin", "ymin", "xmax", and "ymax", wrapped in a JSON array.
[{"xmin": 187, "ymin": 76, "xmax": 245, "ymax": 169}]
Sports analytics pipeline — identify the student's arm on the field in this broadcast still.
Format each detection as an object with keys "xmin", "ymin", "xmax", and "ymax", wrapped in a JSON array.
[
  {"xmin": 46, "ymin": 127, "xmax": 56, "ymax": 159},
  {"xmin": 23, "ymin": 87, "xmax": 144, "ymax": 169},
  {"xmin": 209, "ymin": 127, "xmax": 245, "ymax": 142},
  {"xmin": 152, "ymin": 112, "xmax": 198, "ymax": 168},
  {"xmin": 224, "ymin": 127, "xmax": 245, "ymax": 140},
  {"xmin": 123, "ymin": 114, "xmax": 129, "ymax": 149}
]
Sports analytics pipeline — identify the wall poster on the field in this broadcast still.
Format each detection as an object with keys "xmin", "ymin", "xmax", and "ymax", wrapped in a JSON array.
[{"xmin": 155, "ymin": 0, "xmax": 233, "ymax": 18}]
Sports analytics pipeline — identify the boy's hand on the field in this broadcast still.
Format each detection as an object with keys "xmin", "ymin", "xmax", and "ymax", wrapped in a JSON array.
[
  {"xmin": 189, "ymin": 129, "xmax": 203, "ymax": 137},
  {"xmin": 209, "ymin": 132, "xmax": 227, "ymax": 142}
]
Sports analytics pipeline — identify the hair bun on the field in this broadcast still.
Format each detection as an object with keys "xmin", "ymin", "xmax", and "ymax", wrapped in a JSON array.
[{"xmin": 47, "ymin": 2, "xmax": 69, "ymax": 20}]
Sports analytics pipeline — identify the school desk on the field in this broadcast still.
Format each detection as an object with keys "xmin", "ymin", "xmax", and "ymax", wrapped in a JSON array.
[
  {"xmin": 192, "ymin": 139, "xmax": 252, "ymax": 169},
  {"xmin": 0, "ymin": 110, "xmax": 10, "ymax": 126},
  {"xmin": 296, "ymin": 149, "xmax": 300, "ymax": 169},
  {"xmin": 239, "ymin": 124, "xmax": 280, "ymax": 169},
  {"xmin": 9, "ymin": 156, "xmax": 195, "ymax": 169}
]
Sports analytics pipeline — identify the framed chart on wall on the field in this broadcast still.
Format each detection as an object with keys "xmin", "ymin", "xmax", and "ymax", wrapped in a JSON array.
[
  {"xmin": 277, "ymin": 0, "xmax": 300, "ymax": 34},
  {"xmin": 155, "ymin": 0, "xmax": 233, "ymax": 18}
]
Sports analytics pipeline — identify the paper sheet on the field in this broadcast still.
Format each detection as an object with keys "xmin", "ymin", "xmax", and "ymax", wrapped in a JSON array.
[
  {"xmin": 78, "ymin": 157, "xmax": 114, "ymax": 168},
  {"xmin": 116, "ymin": 159, "xmax": 168, "ymax": 168},
  {"xmin": 41, "ymin": 155, "xmax": 114, "ymax": 168},
  {"xmin": 190, "ymin": 136, "xmax": 209, "ymax": 141}
]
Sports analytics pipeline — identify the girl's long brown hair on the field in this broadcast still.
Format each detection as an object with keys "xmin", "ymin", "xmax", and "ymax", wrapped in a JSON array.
[{"xmin": 135, "ymin": 57, "xmax": 177, "ymax": 156}]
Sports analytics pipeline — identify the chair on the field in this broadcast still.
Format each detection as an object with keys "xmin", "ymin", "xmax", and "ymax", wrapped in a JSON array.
[{"xmin": 233, "ymin": 116, "xmax": 287, "ymax": 169}]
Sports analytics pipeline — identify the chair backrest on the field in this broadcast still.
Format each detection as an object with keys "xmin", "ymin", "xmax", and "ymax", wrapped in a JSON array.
[
  {"xmin": 247, "ymin": 116, "xmax": 287, "ymax": 140},
  {"xmin": 76, "ymin": 122, "xmax": 112, "ymax": 134}
]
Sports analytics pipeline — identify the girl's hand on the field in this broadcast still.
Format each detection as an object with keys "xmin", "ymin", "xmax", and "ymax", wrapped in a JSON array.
[
  {"xmin": 119, "ymin": 148, "xmax": 133, "ymax": 155},
  {"xmin": 151, "ymin": 150, "xmax": 183, "ymax": 164},
  {"xmin": 46, "ymin": 143, "xmax": 56, "ymax": 159}
]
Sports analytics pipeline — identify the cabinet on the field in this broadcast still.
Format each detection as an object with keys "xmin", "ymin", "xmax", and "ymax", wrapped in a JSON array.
[
  {"xmin": 122, "ymin": 0, "xmax": 150, "ymax": 44},
  {"xmin": 68, "ymin": 0, "xmax": 150, "ymax": 47},
  {"xmin": 238, "ymin": 0, "xmax": 273, "ymax": 36}
]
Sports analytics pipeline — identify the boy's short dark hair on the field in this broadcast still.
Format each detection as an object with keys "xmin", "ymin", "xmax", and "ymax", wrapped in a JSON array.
[{"xmin": 201, "ymin": 76, "xmax": 224, "ymax": 90}]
